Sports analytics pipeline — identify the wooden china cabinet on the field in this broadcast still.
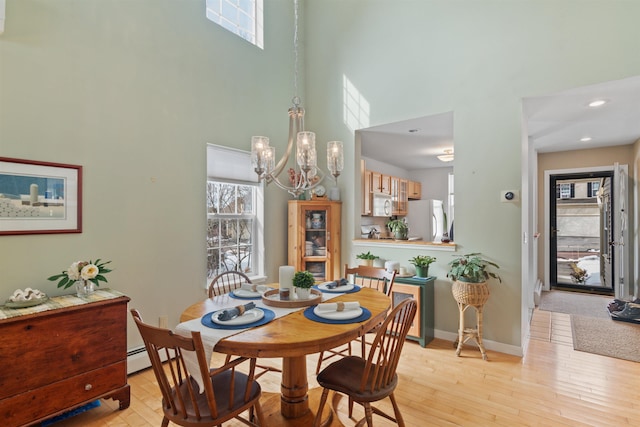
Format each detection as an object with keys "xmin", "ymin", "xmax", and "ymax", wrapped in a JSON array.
[{"xmin": 288, "ymin": 200, "xmax": 342, "ymax": 281}]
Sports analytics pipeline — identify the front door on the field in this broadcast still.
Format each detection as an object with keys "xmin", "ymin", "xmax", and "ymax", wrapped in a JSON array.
[{"xmin": 549, "ymin": 171, "xmax": 614, "ymax": 294}]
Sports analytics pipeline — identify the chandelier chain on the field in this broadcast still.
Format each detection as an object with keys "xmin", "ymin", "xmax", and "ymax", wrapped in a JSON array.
[{"xmin": 293, "ymin": 0, "xmax": 300, "ymax": 106}]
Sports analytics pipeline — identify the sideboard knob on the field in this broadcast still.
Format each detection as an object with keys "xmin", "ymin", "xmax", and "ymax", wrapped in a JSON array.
[{"xmin": 85, "ymin": 384, "xmax": 93, "ymax": 391}]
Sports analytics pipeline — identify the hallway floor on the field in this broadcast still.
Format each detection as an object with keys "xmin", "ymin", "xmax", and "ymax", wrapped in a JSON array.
[{"xmin": 530, "ymin": 308, "xmax": 573, "ymax": 346}]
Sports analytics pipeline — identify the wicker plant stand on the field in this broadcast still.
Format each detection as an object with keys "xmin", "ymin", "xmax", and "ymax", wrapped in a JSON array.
[{"xmin": 452, "ymin": 280, "xmax": 490, "ymax": 360}]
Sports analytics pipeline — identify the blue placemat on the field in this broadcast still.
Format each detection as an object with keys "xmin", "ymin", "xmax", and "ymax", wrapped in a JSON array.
[
  {"xmin": 303, "ymin": 306, "xmax": 371, "ymax": 324},
  {"xmin": 312, "ymin": 284, "xmax": 361, "ymax": 294},
  {"xmin": 201, "ymin": 308, "xmax": 275, "ymax": 330}
]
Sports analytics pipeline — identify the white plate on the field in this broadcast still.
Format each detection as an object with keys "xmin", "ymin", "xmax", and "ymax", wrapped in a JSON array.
[
  {"xmin": 4, "ymin": 296, "xmax": 49, "ymax": 308},
  {"xmin": 313, "ymin": 306, "xmax": 363, "ymax": 320},
  {"xmin": 212, "ymin": 308, "xmax": 264, "ymax": 325},
  {"xmin": 233, "ymin": 286, "xmax": 271, "ymax": 298},
  {"xmin": 317, "ymin": 282, "xmax": 355, "ymax": 292}
]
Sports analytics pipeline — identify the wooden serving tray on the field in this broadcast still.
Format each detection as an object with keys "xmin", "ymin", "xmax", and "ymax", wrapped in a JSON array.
[{"xmin": 262, "ymin": 288, "xmax": 322, "ymax": 308}]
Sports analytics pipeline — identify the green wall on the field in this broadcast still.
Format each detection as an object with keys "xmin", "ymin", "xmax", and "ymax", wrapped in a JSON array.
[
  {"xmin": 0, "ymin": 0, "xmax": 296, "ymax": 349},
  {"xmin": 303, "ymin": 0, "xmax": 640, "ymax": 348},
  {"xmin": 1, "ymin": 0, "xmax": 639, "ymax": 352}
]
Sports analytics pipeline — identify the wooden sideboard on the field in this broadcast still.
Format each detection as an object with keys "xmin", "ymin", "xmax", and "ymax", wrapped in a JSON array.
[{"xmin": 0, "ymin": 295, "xmax": 130, "ymax": 427}]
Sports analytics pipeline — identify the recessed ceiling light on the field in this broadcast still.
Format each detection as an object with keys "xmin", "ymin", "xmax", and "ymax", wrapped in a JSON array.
[
  {"xmin": 580, "ymin": 137, "xmax": 592, "ymax": 142},
  {"xmin": 587, "ymin": 99, "xmax": 608, "ymax": 108}
]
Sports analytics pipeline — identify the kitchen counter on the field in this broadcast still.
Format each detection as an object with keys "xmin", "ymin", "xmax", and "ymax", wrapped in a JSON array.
[{"xmin": 352, "ymin": 238, "xmax": 456, "ymax": 251}]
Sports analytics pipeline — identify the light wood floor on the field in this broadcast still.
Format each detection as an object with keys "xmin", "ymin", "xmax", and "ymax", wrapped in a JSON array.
[{"xmin": 49, "ymin": 309, "xmax": 640, "ymax": 426}]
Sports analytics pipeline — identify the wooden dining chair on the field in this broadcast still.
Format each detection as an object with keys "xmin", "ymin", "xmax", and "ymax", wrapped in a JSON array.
[
  {"xmin": 208, "ymin": 271, "xmax": 253, "ymax": 298},
  {"xmin": 315, "ymin": 265, "xmax": 397, "ymax": 374},
  {"xmin": 208, "ymin": 270, "xmax": 282, "ymax": 380},
  {"xmin": 130, "ymin": 309, "xmax": 265, "ymax": 427},
  {"xmin": 314, "ymin": 298, "xmax": 418, "ymax": 427}
]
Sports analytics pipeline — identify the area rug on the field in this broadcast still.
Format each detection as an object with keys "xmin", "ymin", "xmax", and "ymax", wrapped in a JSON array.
[
  {"xmin": 571, "ymin": 314, "xmax": 640, "ymax": 363},
  {"xmin": 40, "ymin": 400, "xmax": 101, "ymax": 426},
  {"xmin": 539, "ymin": 290, "xmax": 611, "ymax": 319}
]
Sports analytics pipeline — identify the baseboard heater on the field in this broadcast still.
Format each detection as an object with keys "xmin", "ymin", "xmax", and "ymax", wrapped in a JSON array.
[{"xmin": 127, "ymin": 345, "xmax": 171, "ymax": 374}]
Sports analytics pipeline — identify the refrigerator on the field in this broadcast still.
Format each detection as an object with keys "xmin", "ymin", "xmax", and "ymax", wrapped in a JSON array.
[{"xmin": 406, "ymin": 199, "xmax": 445, "ymax": 243}]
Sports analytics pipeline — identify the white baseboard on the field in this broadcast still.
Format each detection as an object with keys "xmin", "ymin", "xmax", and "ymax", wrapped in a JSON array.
[
  {"xmin": 533, "ymin": 279, "xmax": 543, "ymax": 306},
  {"xmin": 434, "ymin": 329, "xmax": 523, "ymax": 357}
]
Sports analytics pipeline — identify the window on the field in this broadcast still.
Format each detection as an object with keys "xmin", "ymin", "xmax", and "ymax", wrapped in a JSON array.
[
  {"xmin": 207, "ymin": 181, "xmax": 256, "ymax": 276},
  {"xmin": 557, "ymin": 183, "xmax": 574, "ymax": 199},
  {"xmin": 207, "ymin": 145, "xmax": 265, "ymax": 283},
  {"xmin": 205, "ymin": 0, "xmax": 264, "ymax": 49},
  {"xmin": 587, "ymin": 181, "xmax": 600, "ymax": 198}
]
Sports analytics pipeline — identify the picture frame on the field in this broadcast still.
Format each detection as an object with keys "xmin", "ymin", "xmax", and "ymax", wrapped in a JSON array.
[{"xmin": 0, "ymin": 157, "xmax": 82, "ymax": 235}]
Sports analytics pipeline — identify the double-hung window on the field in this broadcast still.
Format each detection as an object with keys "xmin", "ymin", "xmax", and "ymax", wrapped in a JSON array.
[{"xmin": 206, "ymin": 145, "xmax": 265, "ymax": 282}]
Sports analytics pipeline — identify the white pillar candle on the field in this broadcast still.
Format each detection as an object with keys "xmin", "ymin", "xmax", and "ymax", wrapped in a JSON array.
[{"xmin": 279, "ymin": 266, "xmax": 294, "ymax": 300}]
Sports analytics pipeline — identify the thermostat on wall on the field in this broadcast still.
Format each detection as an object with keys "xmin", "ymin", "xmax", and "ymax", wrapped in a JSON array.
[{"xmin": 500, "ymin": 190, "xmax": 519, "ymax": 202}]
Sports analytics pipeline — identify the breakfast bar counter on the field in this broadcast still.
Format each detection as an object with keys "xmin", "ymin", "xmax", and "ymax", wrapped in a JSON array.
[{"xmin": 352, "ymin": 238, "xmax": 456, "ymax": 251}]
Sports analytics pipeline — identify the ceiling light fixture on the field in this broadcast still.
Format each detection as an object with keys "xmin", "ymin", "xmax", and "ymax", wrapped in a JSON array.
[
  {"xmin": 587, "ymin": 99, "xmax": 608, "ymax": 108},
  {"xmin": 437, "ymin": 149, "xmax": 454, "ymax": 162},
  {"xmin": 580, "ymin": 137, "xmax": 592, "ymax": 142},
  {"xmin": 250, "ymin": 0, "xmax": 343, "ymax": 197}
]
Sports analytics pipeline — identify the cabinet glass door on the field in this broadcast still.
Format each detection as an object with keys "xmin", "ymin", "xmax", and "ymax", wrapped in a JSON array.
[{"xmin": 303, "ymin": 207, "xmax": 329, "ymax": 281}]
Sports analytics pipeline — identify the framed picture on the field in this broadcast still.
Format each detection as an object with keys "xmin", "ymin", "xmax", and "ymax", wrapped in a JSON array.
[{"xmin": 0, "ymin": 157, "xmax": 82, "ymax": 235}]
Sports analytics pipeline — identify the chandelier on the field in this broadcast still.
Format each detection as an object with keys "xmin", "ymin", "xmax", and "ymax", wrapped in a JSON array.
[{"xmin": 250, "ymin": 0, "xmax": 343, "ymax": 197}]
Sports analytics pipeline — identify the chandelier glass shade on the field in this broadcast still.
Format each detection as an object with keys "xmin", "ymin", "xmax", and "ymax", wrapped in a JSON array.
[{"xmin": 250, "ymin": 0, "xmax": 343, "ymax": 197}]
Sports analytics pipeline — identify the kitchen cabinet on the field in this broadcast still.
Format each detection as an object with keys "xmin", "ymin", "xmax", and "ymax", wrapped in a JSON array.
[
  {"xmin": 288, "ymin": 200, "xmax": 342, "ymax": 281},
  {"xmin": 391, "ymin": 177, "xmax": 408, "ymax": 216},
  {"xmin": 408, "ymin": 180, "xmax": 422, "ymax": 199},
  {"xmin": 381, "ymin": 174, "xmax": 392, "ymax": 194},
  {"xmin": 0, "ymin": 294, "xmax": 130, "ymax": 426},
  {"xmin": 371, "ymin": 172, "xmax": 391, "ymax": 195},
  {"xmin": 362, "ymin": 162, "xmax": 371, "ymax": 216}
]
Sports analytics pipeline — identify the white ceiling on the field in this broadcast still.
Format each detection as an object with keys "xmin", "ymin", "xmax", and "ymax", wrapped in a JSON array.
[{"xmin": 359, "ymin": 75, "xmax": 640, "ymax": 170}]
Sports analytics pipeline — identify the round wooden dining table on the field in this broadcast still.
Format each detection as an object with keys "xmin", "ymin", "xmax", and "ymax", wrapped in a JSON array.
[{"xmin": 180, "ymin": 285, "xmax": 391, "ymax": 426}]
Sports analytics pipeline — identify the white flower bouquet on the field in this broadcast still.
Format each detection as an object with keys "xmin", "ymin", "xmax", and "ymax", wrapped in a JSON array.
[{"xmin": 48, "ymin": 259, "xmax": 112, "ymax": 289}]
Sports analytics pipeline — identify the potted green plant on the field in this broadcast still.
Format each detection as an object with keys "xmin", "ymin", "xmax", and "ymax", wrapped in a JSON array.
[
  {"xmin": 409, "ymin": 255, "xmax": 436, "ymax": 278},
  {"xmin": 356, "ymin": 251, "xmax": 379, "ymax": 267},
  {"xmin": 447, "ymin": 252, "xmax": 501, "ymax": 306},
  {"xmin": 292, "ymin": 270, "xmax": 315, "ymax": 299},
  {"xmin": 387, "ymin": 219, "xmax": 408, "ymax": 240}
]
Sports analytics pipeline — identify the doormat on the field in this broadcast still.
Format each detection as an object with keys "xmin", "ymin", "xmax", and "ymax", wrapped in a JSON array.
[
  {"xmin": 40, "ymin": 400, "xmax": 101, "ymax": 426},
  {"xmin": 538, "ymin": 290, "xmax": 611, "ymax": 319},
  {"xmin": 571, "ymin": 314, "xmax": 640, "ymax": 363}
]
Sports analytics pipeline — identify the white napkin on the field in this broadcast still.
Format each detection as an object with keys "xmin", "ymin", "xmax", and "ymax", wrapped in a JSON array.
[
  {"xmin": 240, "ymin": 283, "xmax": 258, "ymax": 292},
  {"xmin": 316, "ymin": 301, "xmax": 360, "ymax": 312}
]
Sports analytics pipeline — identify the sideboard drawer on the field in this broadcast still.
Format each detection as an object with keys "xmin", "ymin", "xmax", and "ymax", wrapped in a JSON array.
[{"xmin": 0, "ymin": 361, "xmax": 126, "ymax": 427}]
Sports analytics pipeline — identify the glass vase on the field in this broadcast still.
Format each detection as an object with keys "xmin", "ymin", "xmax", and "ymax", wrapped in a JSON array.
[{"xmin": 75, "ymin": 280, "xmax": 96, "ymax": 297}]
